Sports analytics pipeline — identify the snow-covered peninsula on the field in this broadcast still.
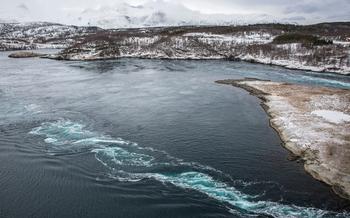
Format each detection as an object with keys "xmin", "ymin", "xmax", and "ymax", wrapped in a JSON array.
[{"xmin": 216, "ymin": 78, "xmax": 350, "ymax": 200}]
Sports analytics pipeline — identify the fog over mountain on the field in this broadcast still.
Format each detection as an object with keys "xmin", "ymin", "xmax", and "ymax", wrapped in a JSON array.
[
  {"xmin": 62, "ymin": 1, "xmax": 280, "ymax": 28},
  {"xmin": 0, "ymin": 0, "xmax": 349, "ymax": 28}
]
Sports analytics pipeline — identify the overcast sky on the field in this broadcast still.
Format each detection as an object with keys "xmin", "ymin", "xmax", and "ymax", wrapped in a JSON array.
[{"xmin": 1, "ymin": 0, "xmax": 349, "ymax": 24}]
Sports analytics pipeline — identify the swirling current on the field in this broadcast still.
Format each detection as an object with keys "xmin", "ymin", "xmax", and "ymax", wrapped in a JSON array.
[{"xmin": 30, "ymin": 119, "xmax": 349, "ymax": 218}]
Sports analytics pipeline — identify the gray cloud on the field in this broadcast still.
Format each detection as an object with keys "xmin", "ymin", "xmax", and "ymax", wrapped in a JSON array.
[
  {"xmin": 283, "ymin": 0, "xmax": 349, "ymax": 15},
  {"xmin": 283, "ymin": 16, "xmax": 307, "ymax": 22},
  {"xmin": 284, "ymin": 4, "xmax": 320, "ymax": 14},
  {"xmin": 17, "ymin": 3, "xmax": 29, "ymax": 11}
]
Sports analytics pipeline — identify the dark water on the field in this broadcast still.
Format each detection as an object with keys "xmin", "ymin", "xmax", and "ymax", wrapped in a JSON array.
[{"xmin": 0, "ymin": 51, "xmax": 350, "ymax": 218}]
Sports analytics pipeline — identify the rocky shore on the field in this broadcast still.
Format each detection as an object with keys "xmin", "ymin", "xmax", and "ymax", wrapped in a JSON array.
[{"xmin": 216, "ymin": 78, "xmax": 350, "ymax": 200}]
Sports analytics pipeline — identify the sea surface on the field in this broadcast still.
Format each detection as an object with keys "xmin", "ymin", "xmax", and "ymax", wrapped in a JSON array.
[{"xmin": 0, "ymin": 51, "xmax": 350, "ymax": 218}]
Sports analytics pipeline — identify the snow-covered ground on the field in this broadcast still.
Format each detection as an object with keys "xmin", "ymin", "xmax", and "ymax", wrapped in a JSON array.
[
  {"xmin": 183, "ymin": 32, "xmax": 273, "ymax": 44},
  {"xmin": 239, "ymin": 53, "xmax": 350, "ymax": 75},
  {"xmin": 333, "ymin": 41, "xmax": 350, "ymax": 46}
]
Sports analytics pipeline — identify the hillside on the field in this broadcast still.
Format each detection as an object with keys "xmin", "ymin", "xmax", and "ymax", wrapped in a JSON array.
[
  {"xmin": 53, "ymin": 23, "xmax": 350, "ymax": 75},
  {"xmin": 0, "ymin": 22, "xmax": 101, "ymax": 51}
]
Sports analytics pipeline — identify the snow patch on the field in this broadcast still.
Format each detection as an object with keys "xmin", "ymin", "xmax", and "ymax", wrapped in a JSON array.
[
  {"xmin": 311, "ymin": 110, "xmax": 350, "ymax": 124},
  {"xmin": 184, "ymin": 32, "xmax": 273, "ymax": 45}
]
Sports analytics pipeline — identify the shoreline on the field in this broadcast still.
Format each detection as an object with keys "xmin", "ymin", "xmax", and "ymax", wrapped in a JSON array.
[
  {"xmin": 216, "ymin": 78, "xmax": 350, "ymax": 200},
  {"xmin": 47, "ymin": 55, "xmax": 350, "ymax": 76},
  {"xmin": 2, "ymin": 45, "xmax": 350, "ymax": 75},
  {"xmin": 45, "ymin": 55, "xmax": 350, "ymax": 76}
]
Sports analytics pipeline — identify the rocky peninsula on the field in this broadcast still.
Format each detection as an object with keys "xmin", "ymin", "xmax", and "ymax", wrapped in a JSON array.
[{"xmin": 216, "ymin": 78, "xmax": 350, "ymax": 200}]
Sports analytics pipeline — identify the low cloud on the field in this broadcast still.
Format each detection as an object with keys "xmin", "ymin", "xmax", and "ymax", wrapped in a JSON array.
[
  {"xmin": 284, "ymin": 4, "xmax": 320, "ymax": 14},
  {"xmin": 283, "ymin": 16, "xmax": 307, "ymax": 22},
  {"xmin": 17, "ymin": 3, "xmax": 29, "ymax": 11},
  {"xmin": 0, "ymin": 0, "xmax": 349, "ymax": 25}
]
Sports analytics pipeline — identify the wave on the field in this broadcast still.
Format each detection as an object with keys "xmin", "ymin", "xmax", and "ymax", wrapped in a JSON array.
[
  {"xmin": 30, "ymin": 119, "xmax": 349, "ymax": 218},
  {"xmin": 297, "ymin": 75, "xmax": 350, "ymax": 89}
]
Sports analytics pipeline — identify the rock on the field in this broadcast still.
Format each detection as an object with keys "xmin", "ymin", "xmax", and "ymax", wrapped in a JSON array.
[{"xmin": 287, "ymin": 153, "xmax": 300, "ymax": 161}]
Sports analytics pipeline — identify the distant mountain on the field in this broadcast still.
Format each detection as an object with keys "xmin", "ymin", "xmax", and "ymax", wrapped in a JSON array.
[
  {"xmin": 68, "ymin": 0, "xmax": 278, "ymax": 28},
  {"xmin": 1, "ymin": 0, "xmax": 348, "ymax": 28},
  {"xmin": 64, "ymin": 1, "xmax": 280, "ymax": 29}
]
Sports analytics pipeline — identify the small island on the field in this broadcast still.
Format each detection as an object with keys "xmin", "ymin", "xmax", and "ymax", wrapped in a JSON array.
[
  {"xmin": 8, "ymin": 51, "xmax": 46, "ymax": 58},
  {"xmin": 216, "ymin": 78, "xmax": 350, "ymax": 199}
]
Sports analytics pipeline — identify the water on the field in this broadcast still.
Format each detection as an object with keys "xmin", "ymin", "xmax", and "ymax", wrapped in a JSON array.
[{"xmin": 0, "ymin": 51, "xmax": 349, "ymax": 218}]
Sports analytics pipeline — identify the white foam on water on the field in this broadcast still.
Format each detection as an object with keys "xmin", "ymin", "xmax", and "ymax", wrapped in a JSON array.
[
  {"xmin": 298, "ymin": 75, "xmax": 350, "ymax": 89},
  {"xmin": 92, "ymin": 146, "xmax": 154, "ymax": 167},
  {"xmin": 24, "ymin": 104, "xmax": 42, "ymax": 114},
  {"xmin": 127, "ymin": 172, "xmax": 335, "ymax": 218},
  {"xmin": 30, "ymin": 119, "xmax": 350, "ymax": 218}
]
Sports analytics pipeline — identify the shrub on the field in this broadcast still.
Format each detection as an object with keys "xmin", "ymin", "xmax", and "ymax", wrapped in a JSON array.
[{"xmin": 273, "ymin": 33, "xmax": 333, "ymax": 46}]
